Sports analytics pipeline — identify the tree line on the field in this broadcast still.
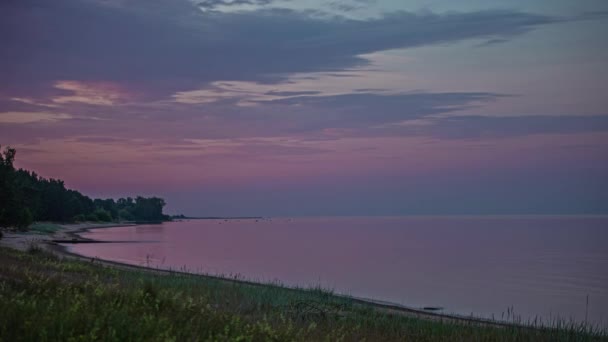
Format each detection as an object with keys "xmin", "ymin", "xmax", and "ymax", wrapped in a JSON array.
[{"xmin": 0, "ymin": 146, "xmax": 169, "ymax": 230}]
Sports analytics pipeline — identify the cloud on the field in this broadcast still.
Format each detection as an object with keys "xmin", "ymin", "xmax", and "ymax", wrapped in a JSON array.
[
  {"xmin": 252, "ymin": 92, "xmax": 502, "ymax": 129},
  {"xmin": 5, "ymin": 86, "xmax": 607, "ymax": 145},
  {"xmin": 327, "ymin": 0, "xmax": 377, "ymax": 13},
  {"xmin": 1, "ymin": 0, "xmax": 560, "ymax": 99},
  {"xmin": 0, "ymin": 90, "xmax": 495, "ymax": 143},
  {"xmin": 264, "ymin": 90, "xmax": 322, "ymax": 96},
  {"xmin": 328, "ymin": 2, "xmax": 360, "ymax": 13},
  {"xmin": 52, "ymin": 81, "xmax": 135, "ymax": 105},
  {"xmin": 0, "ymin": 111, "xmax": 72, "ymax": 124},
  {"xmin": 2, "ymin": 1, "xmax": 606, "ymax": 149},
  {"xmin": 422, "ymin": 115, "xmax": 608, "ymax": 140},
  {"xmin": 197, "ymin": 0, "xmax": 277, "ymax": 10},
  {"xmin": 0, "ymin": 98, "xmax": 56, "ymax": 113},
  {"xmin": 475, "ymin": 38, "xmax": 509, "ymax": 47}
]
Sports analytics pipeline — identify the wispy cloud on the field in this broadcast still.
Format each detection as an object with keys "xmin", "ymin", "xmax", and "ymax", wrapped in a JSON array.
[
  {"xmin": 0, "ymin": 111, "xmax": 72, "ymax": 124},
  {"xmin": 52, "ymin": 81, "xmax": 135, "ymax": 105},
  {"xmin": 196, "ymin": 0, "xmax": 278, "ymax": 10}
]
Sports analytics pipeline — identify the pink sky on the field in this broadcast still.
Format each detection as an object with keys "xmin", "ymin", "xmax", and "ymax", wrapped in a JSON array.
[{"xmin": 2, "ymin": 0, "xmax": 607, "ymax": 215}]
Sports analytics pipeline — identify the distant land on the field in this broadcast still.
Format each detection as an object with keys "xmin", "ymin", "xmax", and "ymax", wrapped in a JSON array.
[{"xmin": 172, "ymin": 215, "xmax": 263, "ymax": 220}]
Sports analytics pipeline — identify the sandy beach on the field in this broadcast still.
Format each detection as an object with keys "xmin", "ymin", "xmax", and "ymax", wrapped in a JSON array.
[{"xmin": 0, "ymin": 222, "xmax": 135, "ymax": 252}]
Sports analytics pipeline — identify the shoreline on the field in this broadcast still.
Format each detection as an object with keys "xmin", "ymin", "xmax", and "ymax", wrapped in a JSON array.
[
  {"xmin": 34, "ymin": 222, "xmax": 535, "ymax": 330},
  {"xmin": 0, "ymin": 222, "xmax": 137, "ymax": 252}
]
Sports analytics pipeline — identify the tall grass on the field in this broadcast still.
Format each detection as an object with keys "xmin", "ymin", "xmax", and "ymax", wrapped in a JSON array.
[
  {"xmin": 0, "ymin": 246, "xmax": 605, "ymax": 341},
  {"xmin": 27, "ymin": 223, "xmax": 62, "ymax": 235}
]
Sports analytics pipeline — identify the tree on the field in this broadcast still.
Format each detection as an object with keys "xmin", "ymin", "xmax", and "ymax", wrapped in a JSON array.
[
  {"xmin": 0, "ymin": 145, "xmax": 16, "ymax": 168},
  {"xmin": 15, "ymin": 208, "xmax": 33, "ymax": 231},
  {"xmin": 94, "ymin": 198, "xmax": 118, "ymax": 220},
  {"xmin": 134, "ymin": 196, "xmax": 166, "ymax": 221},
  {"xmin": 93, "ymin": 208, "xmax": 112, "ymax": 222},
  {"xmin": 0, "ymin": 147, "xmax": 169, "ymax": 229},
  {"xmin": 0, "ymin": 146, "xmax": 22, "ymax": 228},
  {"xmin": 118, "ymin": 209, "xmax": 135, "ymax": 221}
]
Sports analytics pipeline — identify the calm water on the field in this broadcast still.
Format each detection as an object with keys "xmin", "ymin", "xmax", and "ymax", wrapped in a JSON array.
[{"xmin": 65, "ymin": 216, "xmax": 608, "ymax": 327}]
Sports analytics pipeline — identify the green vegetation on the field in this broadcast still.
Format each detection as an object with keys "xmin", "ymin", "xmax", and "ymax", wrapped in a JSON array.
[
  {"xmin": 27, "ymin": 223, "xmax": 63, "ymax": 235},
  {"xmin": 0, "ymin": 247, "xmax": 605, "ymax": 341},
  {"xmin": 0, "ymin": 146, "xmax": 169, "ymax": 230}
]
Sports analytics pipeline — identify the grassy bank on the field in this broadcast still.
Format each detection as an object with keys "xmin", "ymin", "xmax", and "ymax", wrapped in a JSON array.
[
  {"xmin": 26, "ymin": 223, "xmax": 63, "ymax": 234},
  {"xmin": 0, "ymin": 247, "xmax": 605, "ymax": 341}
]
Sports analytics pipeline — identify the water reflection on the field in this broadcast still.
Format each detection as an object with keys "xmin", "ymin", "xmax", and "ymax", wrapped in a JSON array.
[{"xmin": 67, "ymin": 216, "xmax": 608, "ymax": 328}]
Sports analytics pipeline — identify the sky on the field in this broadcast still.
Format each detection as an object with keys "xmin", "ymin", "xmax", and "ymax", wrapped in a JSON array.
[{"xmin": 1, "ymin": 0, "xmax": 607, "ymax": 216}]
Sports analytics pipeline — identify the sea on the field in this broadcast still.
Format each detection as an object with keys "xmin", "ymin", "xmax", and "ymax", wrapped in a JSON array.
[{"xmin": 63, "ymin": 216, "xmax": 608, "ymax": 328}]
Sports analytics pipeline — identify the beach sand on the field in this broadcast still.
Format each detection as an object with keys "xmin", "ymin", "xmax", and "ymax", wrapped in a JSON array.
[{"xmin": 0, "ymin": 222, "xmax": 134, "ymax": 252}]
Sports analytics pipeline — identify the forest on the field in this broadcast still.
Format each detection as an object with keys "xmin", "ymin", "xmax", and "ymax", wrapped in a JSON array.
[{"xmin": 0, "ymin": 146, "xmax": 169, "ymax": 229}]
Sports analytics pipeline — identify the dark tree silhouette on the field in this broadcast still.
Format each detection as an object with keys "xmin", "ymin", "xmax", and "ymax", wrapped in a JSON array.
[{"xmin": 0, "ymin": 146, "xmax": 169, "ymax": 229}]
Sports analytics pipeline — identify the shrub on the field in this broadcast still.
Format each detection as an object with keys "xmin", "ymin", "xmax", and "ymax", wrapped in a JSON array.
[
  {"xmin": 26, "ymin": 239, "xmax": 43, "ymax": 254},
  {"xmin": 29, "ymin": 223, "xmax": 62, "ymax": 234},
  {"xmin": 16, "ymin": 208, "xmax": 33, "ymax": 231},
  {"xmin": 118, "ymin": 209, "xmax": 134, "ymax": 221},
  {"xmin": 93, "ymin": 208, "xmax": 112, "ymax": 222},
  {"xmin": 73, "ymin": 214, "xmax": 86, "ymax": 222}
]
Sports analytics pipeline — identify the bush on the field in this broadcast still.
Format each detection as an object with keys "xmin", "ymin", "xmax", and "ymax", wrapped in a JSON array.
[
  {"xmin": 93, "ymin": 208, "xmax": 112, "ymax": 222},
  {"xmin": 29, "ymin": 223, "xmax": 62, "ymax": 235},
  {"xmin": 85, "ymin": 213, "xmax": 98, "ymax": 221},
  {"xmin": 73, "ymin": 214, "xmax": 86, "ymax": 222},
  {"xmin": 16, "ymin": 208, "xmax": 33, "ymax": 231},
  {"xmin": 118, "ymin": 209, "xmax": 134, "ymax": 221}
]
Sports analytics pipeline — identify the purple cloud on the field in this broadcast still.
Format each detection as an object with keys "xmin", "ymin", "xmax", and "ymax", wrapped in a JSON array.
[{"xmin": 1, "ymin": 0, "xmax": 559, "ymax": 99}]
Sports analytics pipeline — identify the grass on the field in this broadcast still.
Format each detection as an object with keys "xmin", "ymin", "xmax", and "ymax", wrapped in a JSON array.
[
  {"xmin": 27, "ymin": 223, "xmax": 63, "ymax": 235},
  {"xmin": 0, "ymin": 247, "xmax": 606, "ymax": 341}
]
